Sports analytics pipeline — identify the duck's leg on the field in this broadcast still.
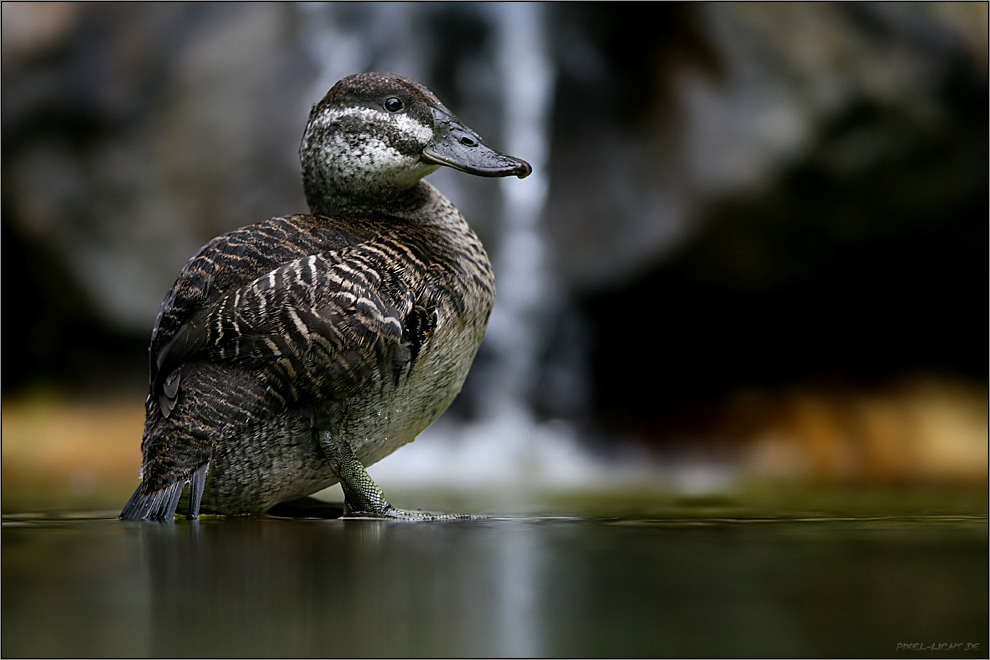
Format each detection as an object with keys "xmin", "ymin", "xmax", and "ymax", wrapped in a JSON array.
[{"xmin": 318, "ymin": 430, "xmax": 474, "ymax": 520}]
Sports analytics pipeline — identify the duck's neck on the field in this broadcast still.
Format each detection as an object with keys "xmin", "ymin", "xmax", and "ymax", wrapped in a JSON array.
[
  {"xmin": 305, "ymin": 178, "xmax": 427, "ymax": 216},
  {"xmin": 306, "ymin": 179, "xmax": 462, "ymax": 230}
]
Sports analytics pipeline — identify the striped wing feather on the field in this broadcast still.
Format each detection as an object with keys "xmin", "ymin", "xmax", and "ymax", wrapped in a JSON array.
[{"xmin": 152, "ymin": 223, "xmax": 422, "ymax": 416}]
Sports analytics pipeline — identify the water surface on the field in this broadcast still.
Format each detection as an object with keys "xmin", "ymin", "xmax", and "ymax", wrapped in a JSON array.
[{"xmin": 3, "ymin": 509, "xmax": 986, "ymax": 658}]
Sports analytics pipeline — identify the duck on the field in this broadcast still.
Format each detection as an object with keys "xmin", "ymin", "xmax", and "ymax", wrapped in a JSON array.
[{"xmin": 120, "ymin": 72, "xmax": 531, "ymax": 520}]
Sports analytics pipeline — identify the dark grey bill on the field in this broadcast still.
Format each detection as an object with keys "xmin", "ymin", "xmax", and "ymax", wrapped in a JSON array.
[{"xmin": 422, "ymin": 108, "xmax": 532, "ymax": 179}]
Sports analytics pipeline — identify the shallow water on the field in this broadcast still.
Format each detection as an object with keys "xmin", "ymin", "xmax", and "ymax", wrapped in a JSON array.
[{"xmin": 2, "ymin": 509, "xmax": 986, "ymax": 658}]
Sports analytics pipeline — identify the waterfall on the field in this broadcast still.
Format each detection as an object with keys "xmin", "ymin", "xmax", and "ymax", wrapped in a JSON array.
[{"xmin": 485, "ymin": 1, "xmax": 555, "ymax": 421}]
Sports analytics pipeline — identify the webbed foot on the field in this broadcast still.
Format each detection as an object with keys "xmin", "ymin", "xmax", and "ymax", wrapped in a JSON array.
[
  {"xmin": 319, "ymin": 429, "xmax": 480, "ymax": 521},
  {"xmin": 343, "ymin": 504, "xmax": 481, "ymax": 521}
]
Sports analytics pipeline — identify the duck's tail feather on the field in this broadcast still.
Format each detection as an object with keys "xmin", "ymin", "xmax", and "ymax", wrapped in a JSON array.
[
  {"xmin": 120, "ymin": 481, "xmax": 184, "ymax": 521},
  {"xmin": 120, "ymin": 463, "xmax": 209, "ymax": 521},
  {"xmin": 187, "ymin": 463, "xmax": 208, "ymax": 519}
]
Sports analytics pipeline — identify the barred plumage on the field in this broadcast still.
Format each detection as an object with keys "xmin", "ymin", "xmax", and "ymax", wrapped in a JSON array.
[{"xmin": 122, "ymin": 73, "xmax": 530, "ymax": 520}]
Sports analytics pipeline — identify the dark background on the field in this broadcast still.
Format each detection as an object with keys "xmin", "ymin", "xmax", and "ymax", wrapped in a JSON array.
[{"xmin": 2, "ymin": 2, "xmax": 986, "ymax": 508}]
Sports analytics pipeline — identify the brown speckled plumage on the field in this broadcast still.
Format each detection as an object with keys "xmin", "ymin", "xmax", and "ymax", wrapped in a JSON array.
[{"xmin": 121, "ymin": 73, "xmax": 529, "ymax": 520}]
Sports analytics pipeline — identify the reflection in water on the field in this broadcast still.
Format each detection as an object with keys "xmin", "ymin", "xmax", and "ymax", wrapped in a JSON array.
[
  {"xmin": 133, "ymin": 518, "xmax": 551, "ymax": 657},
  {"xmin": 489, "ymin": 522, "xmax": 542, "ymax": 657},
  {"xmin": 2, "ymin": 515, "xmax": 987, "ymax": 658}
]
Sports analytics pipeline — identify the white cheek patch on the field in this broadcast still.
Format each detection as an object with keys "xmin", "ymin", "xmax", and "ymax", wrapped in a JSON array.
[
  {"xmin": 311, "ymin": 106, "xmax": 433, "ymax": 145},
  {"xmin": 322, "ymin": 130, "xmax": 434, "ymax": 191}
]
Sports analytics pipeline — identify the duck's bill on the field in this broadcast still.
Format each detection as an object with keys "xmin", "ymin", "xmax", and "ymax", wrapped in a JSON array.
[{"xmin": 423, "ymin": 109, "xmax": 532, "ymax": 179}]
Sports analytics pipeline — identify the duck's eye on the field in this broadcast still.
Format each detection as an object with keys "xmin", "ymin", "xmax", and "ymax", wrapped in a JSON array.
[{"xmin": 384, "ymin": 97, "xmax": 404, "ymax": 113}]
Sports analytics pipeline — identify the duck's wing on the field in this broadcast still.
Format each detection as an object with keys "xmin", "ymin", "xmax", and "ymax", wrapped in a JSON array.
[
  {"xmin": 152, "ymin": 243, "xmax": 427, "ymax": 417},
  {"xmin": 147, "ymin": 216, "xmax": 366, "ymax": 405}
]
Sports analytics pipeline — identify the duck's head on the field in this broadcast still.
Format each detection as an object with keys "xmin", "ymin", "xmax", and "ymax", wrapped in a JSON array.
[{"xmin": 300, "ymin": 72, "xmax": 532, "ymax": 214}]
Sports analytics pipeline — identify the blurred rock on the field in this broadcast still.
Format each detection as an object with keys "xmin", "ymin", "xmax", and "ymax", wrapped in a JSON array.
[
  {"xmin": 3, "ymin": 3, "xmax": 309, "ymax": 329},
  {"xmin": 545, "ymin": 3, "xmax": 988, "ymax": 291}
]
